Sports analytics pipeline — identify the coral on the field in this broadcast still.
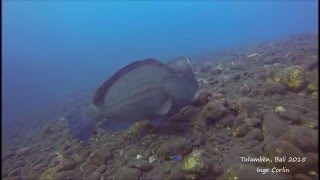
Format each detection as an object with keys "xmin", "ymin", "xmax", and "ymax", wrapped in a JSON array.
[
  {"xmin": 40, "ymin": 167, "xmax": 58, "ymax": 180},
  {"xmin": 307, "ymin": 83, "xmax": 318, "ymax": 92},
  {"xmin": 182, "ymin": 150, "xmax": 211, "ymax": 175},
  {"xmin": 280, "ymin": 66, "xmax": 306, "ymax": 91},
  {"xmin": 275, "ymin": 106, "xmax": 286, "ymax": 113}
]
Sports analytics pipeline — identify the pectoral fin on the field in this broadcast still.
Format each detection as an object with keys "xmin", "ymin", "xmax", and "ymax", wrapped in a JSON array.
[{"xmin": 156, "ymin": 98, "xmax": 172, "ymax": 116}]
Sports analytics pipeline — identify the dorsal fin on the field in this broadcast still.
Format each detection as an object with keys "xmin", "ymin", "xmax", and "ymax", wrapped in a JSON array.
[{"xmin": 93, "ymin": 58, "xmax": 162, "ymax": 107}]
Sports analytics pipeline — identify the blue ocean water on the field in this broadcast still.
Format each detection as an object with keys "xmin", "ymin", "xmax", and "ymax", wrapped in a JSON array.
[{"xmin": 2, "ymin": 1, "xmax": 318, "ymax": 140}]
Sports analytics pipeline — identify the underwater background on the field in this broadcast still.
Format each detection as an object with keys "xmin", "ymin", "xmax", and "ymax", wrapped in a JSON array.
[{"xmin": 2, "ymin": 1, "xmax": 319, "ymax": 180}]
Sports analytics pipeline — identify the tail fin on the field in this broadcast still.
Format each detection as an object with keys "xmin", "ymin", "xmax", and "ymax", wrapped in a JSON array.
[
  {"xmin": 68, "ymin": 104, "xmax": 102, "ymax": 141},
  {"xmin": 69, "ymin": 120, "xmax": 99, "ymax": 141}
]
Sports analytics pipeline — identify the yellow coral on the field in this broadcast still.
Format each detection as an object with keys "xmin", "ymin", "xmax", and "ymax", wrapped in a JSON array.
[
  {"xmin": 40, "ymin": 167, "xmax": 58, "ymax": 180},
  {"xmin": 280, "ymin": 66, "xmax": 306, "ymax": 91},
  {"xmin": 307, "ymin": 83, "xmax": 318, "ymax": 92},
  {"xmin": 182, "ymin": 150, "xmax": 209, "ymax": 175},
  {"xmin": 275, "ymin": 106, "xmax": 286, "ymax": 113},
  {"xmin": 311, "ymin": 91, "xmax": 318, "ymax": 99}
]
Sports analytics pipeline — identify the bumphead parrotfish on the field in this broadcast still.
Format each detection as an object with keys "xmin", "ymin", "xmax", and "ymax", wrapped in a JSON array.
[{"xmin": 73, "ymin": 57, "xmax": 199, "ymax": 140}]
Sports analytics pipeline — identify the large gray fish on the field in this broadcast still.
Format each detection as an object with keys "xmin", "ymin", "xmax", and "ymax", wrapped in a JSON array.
[{"xmin": 73, "ymin": 57, "xmax": 199, "ymax": 140}]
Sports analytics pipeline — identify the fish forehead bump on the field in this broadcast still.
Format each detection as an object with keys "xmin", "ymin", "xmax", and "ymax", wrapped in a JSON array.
[
  {"xmin": 93, "ymin": 58, "xmax": 163, "ymax": 107},
  {"xmin": 166, "ymin": 56, "xmax": 195, "ymax": 77}
]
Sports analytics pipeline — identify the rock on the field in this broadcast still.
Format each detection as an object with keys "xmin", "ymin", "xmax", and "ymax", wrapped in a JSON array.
[
  {"xmin": 201, "ymin": 101, "xmax": 228, "ymax": 123},
  {"xmin": 245, "ymin": 118, "xmax": 261, "ymax": 128},
  {"xmin": 212, "ymin": 164, "xmax": 223, "ymax": 175},
  {"xmin": 200, "ymin": 64, "xmax": 211, "ymax": 72},
  {"xmin": 232, "ymin": 114, "xmax": 251, "ymax": 137},
  {"xmin": 301, "ymin": 112, "xmax": 318, "ymax": 129},
  {"xmin": 14, "ymin": 147, "xmax": 32, "ymax": 157},
  {"xmin": 55, "ymin": 170, "xmax": 76, "ymax": 180},
  {"xmin": 74, "ymin": 154, "xmax": 86, "ymax": 164},
  {"xmin": 57, "ymin": 158, "xmax": 76, "ymax": 172},
  {"xmin": 157, "ymin": 137, "xmax": 191, "ymax": 157},
  {"xmin": 276, "ymin": 108, "xmax": 302, "ymax": 123},
  {"xmin": 307, "ymin": 82, "xmax": 318, "ymax": 92},
  {"xmin": 12, "ymin": 161, "xmax": 25, "ymax": 169},
  {"xmin": 43, "ymin": 123, "xmax": 56, "ymax": 135},
  {"xmin": 168, "ymin": 113, "xmax": 185, "ymax": 122},
  {"xmin": 169, "ymin": 170, "xmax": 185, "ymax": 180},
  {"xmin": 311, "ymin": 91, "xmax": 318, "ymax": 99},
  {"xmin": 245, "ymin": 128, "xmax": 263, "ymax": 141},
  {"xmin": 96, "ymin": 165, "xmax": 108, "ymax": 174},
  {"xmin": 182, "ymin": 149, "xmax": 211, "ymax": 175},
  {"xmin": 192, "ymin": 134, "xmax": 206, "ymax": 147},
  {"xmin": 90, "ymin": 150, "xmax": 113, "ymax": 165},
  {"xmin": 218, "ymin": 114, "xmax": 236, "ymax": 128},
  {"xmin": 304, "ymin": 153, "xmax": 319, "ymax": 171},
  {"xmin": 128, "ymin": 159, "xmax": 153, "ymax": 171},
  {"xmin": 237, "ymin": 85, "xmax": 251, "ymax": 96},
  {"xmin": 262, "ymin": 112, "xmax": 289, "ymax": 139},
  {"xmin": 180, "ymin": 106, "xmax": 200, "ymax": 118},
  {"xmin": 113, "ymin": 167, "xmax": 142, "ymax": 180},
  {"xmin": 169, "ymin": 106, "xmax": 200, "ymax": 122},
  {"xmin": 40, "ymin": 167, "xmax": 58, "ymax": 180},
  {"xmin": 148, "ymin": 155, "xmax": 157, "ymax": 164},
  {"xmin": 127, "ymin": 120, "xmax": 153, "ymax": 138},
  {"xmin": 62, "ymin": 148, "xmax": 73, "ymax": 156},
  {"xmin": 264, "ymin": 140, "xmax": 306, "ymax": 173},
  {"xmin": 279, "ymin": 66, "xmax": 307, "ymax": 91},
  {"xmin": 294, "ymin": 173, "xmax": 314, "ymax": 180},
  {"xmin": 245, "ymin": 140, "xmax": 261, "ymax": 148},
  {"xmin": 192, "ymin": 91, "xmax": 212, "ymax": 106},
  {"xmin": 87, "ymin": 172, "xmax": 101, "ymax": 180},
  {"xmin": 237, "ymin": 97, "xmax": 258, "ymax": 117},
  {"xmin": 247, "ymin": 53, "xmax": 259, "ymax": 58},
  {"xmin": 9, "ymin": 169, "xmax": 21, "ymax": 177},
  {"xmin": 279, "ymin": 126, "xmax": 318, "ymax": 152},
  {"xmin": 2, "ymin": 152, "xmax": 15, "ymax": 161},
  {"xmin": 260, "ymin": 81, "xmax": 287, "ymax": 95},
  {"xmin": 306, "ymin": 59, "xmax": 318, "ymax": 71},
  {"xmin": 232, "ymin": 74, "xmax": 241, "ymax": 81}
]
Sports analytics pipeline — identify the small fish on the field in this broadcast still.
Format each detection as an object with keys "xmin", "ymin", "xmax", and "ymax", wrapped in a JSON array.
[
  {"xmin": 71, "ymin": 57, "xmax": 199, "ymax": 140},
  {"xmin": 164, "ymin": 155, "xmax": 182, "ymax": 161}
]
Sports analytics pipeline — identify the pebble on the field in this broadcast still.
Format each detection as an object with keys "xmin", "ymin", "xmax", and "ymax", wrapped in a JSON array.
[
  {"xmin": 219, "ymin": 114, "xmax": 236, "ymax": 128},
  {"xmin": 277, "ymin": 108, "xmax": 302, "ymax": 123},
  {"xmin": 55, "ymin": 170, "xmax": 76, "ymax": 180},
  {"xmin": 157, "ymin": 137, "xmax": 191, "ymax": 156},
  {"xmin": 57, "ymin": 158, "xmax": 76, "ymax": 172},
  {"xmin": 129, "ymin": 159, "xmax": 153, "ymax": 171},
  {"xmin": 202, "ymin": 101, "xmax": 228, "ymax": 123},
  {"xmin": 9, "ymin": 169, "xmax": 21, "ymax": 177},
  {"xmin": 127, "ymin": 120, "xmax": 153, "ymax": 138},
  {"xmin": 2, "ymin": 152, "xmax": 15, "ymax": 161},
  {"xmin": 245, "ymin": 128, "xmax": 263, "ymax": 141},
  {"xmin": 245, "ymin": 118, "xmax": 261, "ymax": 128},
  {"xmin": 192, "ymin": 91, "xmax": 212, "ymax": 107},
  {"xmin": 294, "ymin": 173, "xmax": 314, "ymax": 180},
  {"xmin": 237, "ymin": 97, "xmax": 258, "ymax": 117},
  {"xmin": 90, "ymin": 150, "xmax": 113, "ymax": 165},
  {"xmin": 260, "ymin": 81, "xmax": 287, "ymax": 95},
  {"xmin": 232, "ymin": 114, "xmax": 251, "ymax": 137},
  {"xmin": 279, "ymin": 126, "xmax": 318, "ymax": 152},
  {"xmin": 113, "ymin": 167, "xmax": 142, "ymax": 180},
  {"xmin": 301, "ymin": 112, "xmax": 318, "ymax": 129},
  {"xmin": 169, "ymin": 170, "xmax": 184, "ymax": 180},
  {"xmin": 262, "ymin": 112, "xmax": 289, "ymax": 138},
  {"xmin": 264, "ymin": 140, "xmax": 307, "ymax": 174}
]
